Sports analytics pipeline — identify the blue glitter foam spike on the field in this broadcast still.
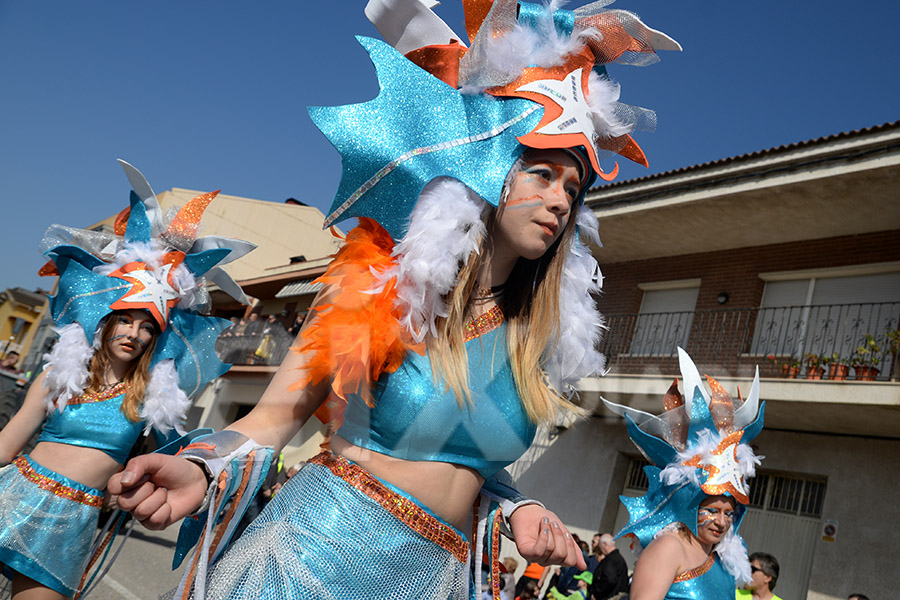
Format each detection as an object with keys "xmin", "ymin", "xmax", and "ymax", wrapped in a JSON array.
[{"xmin": 125, "ymin": 191, "xmax": 152, "ymax": 244}]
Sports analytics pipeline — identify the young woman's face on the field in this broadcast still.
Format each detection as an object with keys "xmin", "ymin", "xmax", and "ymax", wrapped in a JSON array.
[
  {"xmin": 492, "ymin": 149, "xmax": 582, "ymax": 262},
  {"xmin": 107, "ymin": 310, "xmax": 156, "ymax": 365},
  {"xmin": 696, "ymin": 495, "xmax": 736, "ymax": 547}
]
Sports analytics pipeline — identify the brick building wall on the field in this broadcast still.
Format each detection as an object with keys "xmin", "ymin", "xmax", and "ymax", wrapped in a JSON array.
[{"xmin": 596, "ymin": 229, "xmax": 900, "ymax": 315}]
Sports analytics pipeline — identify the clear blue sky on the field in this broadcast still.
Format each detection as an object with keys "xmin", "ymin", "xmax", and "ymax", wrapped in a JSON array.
[{"xmin": 1, "ymin": 1, "xmax": 897, "ymax": 293}]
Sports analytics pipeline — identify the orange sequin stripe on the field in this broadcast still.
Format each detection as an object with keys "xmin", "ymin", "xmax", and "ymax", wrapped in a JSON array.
[
  {"xmin": 673, "ymin": 553, "xmax": 715, "ymax": 582},
  {"xmin": 491, "ymin": 508, "xmax": 503, "ymax": 600},
  {"xmin": 463, "ymin": 305, "xmax": 504, "ymax": 342},
  {"xmin": 65, "ymin": 382, "xmax": 129, "ymax": 405},
  {"xmin": 310, "ymin": 452, "xmax": 469, "ymax": 564},
  {"xmin": 13, "ymin": 456, "xmax": 103, "ymax": 508}
]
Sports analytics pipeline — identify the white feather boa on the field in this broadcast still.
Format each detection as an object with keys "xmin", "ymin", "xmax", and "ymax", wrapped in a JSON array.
[
  {"xmin": 544, "ymin": 208, "xmax": 607, "ymax": 395},
  {"xmin": 42, "ymin": 323, "xmax": 94, "ymax": 413},
  {"xmin": 384, "ymin": 178, "xmax": 488, "ymax": 342},
  {"xmin": 141, "ymin": 359, "xmax": 190, "ymax": 435},
  {"xmin": 716, "ymin": 527, "xmax": 752, "ymax": 585}
]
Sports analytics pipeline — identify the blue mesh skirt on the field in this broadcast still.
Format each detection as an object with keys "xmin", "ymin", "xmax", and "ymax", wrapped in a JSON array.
[
  {"xmin": 0, "ymin": 455, "xmax": 102, "ymax": 596},
  {"xmin": 204, "ymin": 452, "xmax": 471, "ymax": 599}
]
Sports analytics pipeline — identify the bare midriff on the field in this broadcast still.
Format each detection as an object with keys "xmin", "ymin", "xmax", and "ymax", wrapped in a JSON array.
[
  {"xmin": 332, "ymin": 435, "xmax": 484, "ymax": 529},
  {"xmin": 28, "ymin": 441, "xmax": 122, "ymax": 490}
]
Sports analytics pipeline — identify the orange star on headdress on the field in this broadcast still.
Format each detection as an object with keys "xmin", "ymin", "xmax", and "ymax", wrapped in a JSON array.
[
  {"xmin": 487, "ymin": 47, "xmax": 647, "ymax": 181},
  {"xmin": 108, "ymin": 251, "xmax": 185, "ymax": 330},
  {"xmin": 682, "ymin": 430, "xmax": 750, "ymax": 504}
]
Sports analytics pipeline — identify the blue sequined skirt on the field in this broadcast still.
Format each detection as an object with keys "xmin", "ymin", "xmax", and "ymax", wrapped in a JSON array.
[
  {"xmin": 204, "ymin": 452, "xmax": 471, "ymax": 600},
  {"xmin": 0, "ymin": 455, "xmax": 102, "ymax": 595}
]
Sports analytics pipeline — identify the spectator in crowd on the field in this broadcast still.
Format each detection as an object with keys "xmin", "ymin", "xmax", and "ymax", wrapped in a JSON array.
[
  {"xmin": 736, "ymin": 552, "xmax": 781, "ymax": 600},
  {"xmin": 500, "ymin": 557, "xmax": 519, "ymax": 600},
  {"xmin": 0, "ymin": 351, "xmax": 21, "ymax": 373},
  {"xmin": 517, "ymin": 580, "xmax": 539, "ymax": 600},
  {"xmin": 549, "ymin": 571, "xmax": 592, "ymax": 600},
  {"xmin": 242, "ymin": 312, "xmax": 262, "ymax": 362},
  {"xmin": 516, "ymin": 562, "xmax": 548, "ymax": 598},
  {"xmin": 590, "ymin": 533, "xmax": 628, "ymax": 600},
  {"xmin": 254, "ymin": 314, "xmax": 290, "ymax": 365},
  {"xmin": 554, "ymin": 535, "xmax": 596, "ymax": 594},
  {"xmin": 588, "ymin": 534, "xmax": 602, "ymax": 573},
  {"xmin": 288, "ymin": 313, "xmax": 305, "ymax": 338}
]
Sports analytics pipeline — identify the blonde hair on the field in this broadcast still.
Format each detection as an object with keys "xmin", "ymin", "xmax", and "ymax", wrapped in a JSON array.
[
  {"xmin": 85, "ymin": 312, "xmax": 158, "ymax": 422},
  {"xmin": 428, "ymin": 199, "xmax": 587, "ymax": 425}
]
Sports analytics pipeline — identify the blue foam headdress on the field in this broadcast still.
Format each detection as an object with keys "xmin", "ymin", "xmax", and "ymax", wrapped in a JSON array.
[
  {"xmin": 302, "ymin": 0, "xmax": 680, "ymax": 398},
  {"xmin": 38, "ymin": 160, "xmax": 255, "ymax": 434},
  {"xmin": 312, "ymin": 0, "xmax": 681, "ymax": 240},
  {"xmin": 604, "ymin": 348, "xmax": 765, "ymax": 582}
]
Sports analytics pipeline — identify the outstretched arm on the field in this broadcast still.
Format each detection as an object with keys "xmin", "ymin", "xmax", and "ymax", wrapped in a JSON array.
[
  {"xmin": 0, "ymin": 371, "xmax": 48, "ymax": 464},
  {"xmin": 110, "ymin": 291, "xmax": 334, "ymax": 529}
]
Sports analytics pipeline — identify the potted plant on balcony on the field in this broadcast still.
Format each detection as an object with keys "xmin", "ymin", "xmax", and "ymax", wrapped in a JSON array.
[
  {"xmin": 781, "ymin": 356, "xmax": 801, "ymax": 378},
  {"xmin": 803, "ymin": 353, "xmax": 825, "ymax": 380},
  {"xmin": 851, "ymin": 334, "xmax": 881, "ymax": 381},
  {"xmin": 885, "ymin": 326, "xmax": 900, "ymax": 382},
  {"xmin": 824, "ymin": 352, "xmax": 850, "ymax": 381}
]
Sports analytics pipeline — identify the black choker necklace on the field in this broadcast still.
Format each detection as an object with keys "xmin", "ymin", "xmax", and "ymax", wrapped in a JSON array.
[{"xmin": 472, "ymin": 282, "xmax": 506, "ymax": 301}]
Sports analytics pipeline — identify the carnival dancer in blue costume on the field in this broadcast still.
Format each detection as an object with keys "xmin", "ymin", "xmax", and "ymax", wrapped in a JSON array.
[
  {"xmin": 110, "ymin": 1, "xmax": 680, "ymax": 598},
  {"xmin": 604, "ymin": 349, "xmax": 767, "ymax": 600},
  {"xmin": 0, "ymin": 161, "xmax": 253, "ymax": 600}
]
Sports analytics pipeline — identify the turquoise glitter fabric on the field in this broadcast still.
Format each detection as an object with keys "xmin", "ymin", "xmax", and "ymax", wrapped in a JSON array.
[
  {"xmin": 665, "ymin": 554, "xmax": 736, "ymax": 600},
  {"xmin": 37, "ymin": 392, "xmax": 144, "ymax": 464},
  {"xmin": 337, "ymin": 322, "xmax": 536, "ymax": 479},
  {"xmin": 0, "ymin": 456, "xmax": 102, "ymax": 596}
]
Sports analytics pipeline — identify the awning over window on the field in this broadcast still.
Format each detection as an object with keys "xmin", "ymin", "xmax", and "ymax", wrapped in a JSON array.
[{"xmin": 275, "ymin": 278, "xmax": 323, "ymax": 298}]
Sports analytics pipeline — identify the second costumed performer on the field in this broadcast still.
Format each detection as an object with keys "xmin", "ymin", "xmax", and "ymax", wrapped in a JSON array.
[
  {"xmin": 111, "ymin": 1, "xmax": 680, "ymax": 598},
  {"xmin": 605, "ymin": 349, "xmax": 767, "ymax": 600},
  {"xmin": 0, "ymin": 161, "xmax": 253, "ymax": 599}
]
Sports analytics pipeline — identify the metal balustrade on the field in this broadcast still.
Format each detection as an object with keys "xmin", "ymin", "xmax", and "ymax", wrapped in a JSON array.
[{"xmin": 599, "ymin": 302, "xmax": 900, "ymax": 381}]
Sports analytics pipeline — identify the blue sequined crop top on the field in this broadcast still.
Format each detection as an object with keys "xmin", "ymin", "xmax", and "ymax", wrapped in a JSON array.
[
  {"xmin": 665, "ymin": 554, "xmax": 735, "ymax": 600},
  {"xmin": 37, "ymin": 384, "xmax": 145, "ymax": 465},
  {"xmin": 337, "ymin": 319, "xmax": 537, "ymax": 479}
]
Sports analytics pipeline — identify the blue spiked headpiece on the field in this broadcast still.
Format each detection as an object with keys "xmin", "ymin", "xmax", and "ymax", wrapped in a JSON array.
[
  {"xmin": 38, "ymin": 160, "xmax": 255, "ymax": 433},
  {"xmin": 604, "ymin": 349, "xmax": 765, "ymax": 550},
  {"xmin": 311, "ymin": 0, "xmax": 681, "ymax": 241}
]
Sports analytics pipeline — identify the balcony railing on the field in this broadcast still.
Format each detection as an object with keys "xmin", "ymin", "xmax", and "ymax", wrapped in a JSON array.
[
  {"xmin": 215, "ymin": 327, "xmax": 294, "ymax": 368},
  {"xmin": 599, "ymin": 302, "xmax": 900, "ymax": 381}
]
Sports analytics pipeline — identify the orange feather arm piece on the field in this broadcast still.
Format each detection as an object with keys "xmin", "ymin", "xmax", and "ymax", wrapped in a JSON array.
[{"xmin": 289, "ymin": 218, "xmax": 423, "ymax": 427}]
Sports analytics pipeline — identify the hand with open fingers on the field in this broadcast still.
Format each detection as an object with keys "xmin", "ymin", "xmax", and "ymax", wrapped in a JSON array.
[
  {"xmin": 107, "ymin": 453, "xmax": 208, "ymax": 530},
  {"xmin": 508, "ymin": 504, "xmax": 586, "ymax": 569}
]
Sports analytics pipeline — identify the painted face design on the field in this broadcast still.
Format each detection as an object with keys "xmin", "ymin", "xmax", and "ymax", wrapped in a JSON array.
[
  {"xmin": 107, "ymin": 310, "xmax": 156, "ymax": 365},
  {"xmin": 695, "ymin": 496, "xmax": 736, "ymax": 547},
  {"xmin": 492, "ymin": 149, "xmax": 581, "ymax": 263}
]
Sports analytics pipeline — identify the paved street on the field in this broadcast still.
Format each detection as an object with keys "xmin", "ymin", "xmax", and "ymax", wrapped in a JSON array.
[{"xmin": 81, "ymin": 518, "xmax": 187, "ymax": 600}]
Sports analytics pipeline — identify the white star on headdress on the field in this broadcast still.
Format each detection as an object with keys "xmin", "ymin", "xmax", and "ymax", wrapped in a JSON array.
[
  {"xmin": 683, "ymin": 430, "xmax": 750, "ymax": 504},
  {"xmin": 515, "ymin": 68, "xmax": 596, "ymax": 143},
  {"xmin": 110, "ymin": 261, "xmax": 181, "ymax": 328}
]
